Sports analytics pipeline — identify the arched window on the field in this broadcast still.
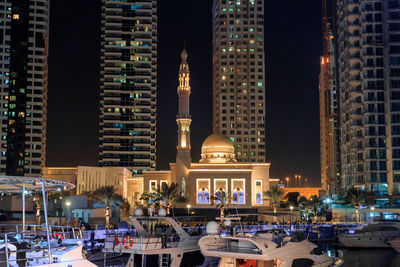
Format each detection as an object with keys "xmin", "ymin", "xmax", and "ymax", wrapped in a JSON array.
[
  {"xmin": 181, "ymin": 177, "xmax": 186, "ymax": 197},
  {"xmin": 239, "ymin": 191, "xmax": 244, "ymax": 204},
  {"xmin": 198, "ymin": 191, "xmax": 203, "ymax": 204},
  {"xmin": 233, "ymin": 191, "xmax": 238, "ymax": 204},
  {"xmin": 256, "ymin": 192, "xmax": 261, "ymax": 204},
  {"xmin": 198, "ymin": 188, "xmax": 210, "ymax": 204},
  {"xmin": 233, "ymin": 188, "xmax": 244, "ymax": 204},
  {"xmin": 215, "ymin": 190, "xmax": 226, "ymax": 204},
  {"xmin": 215, "ymin": 191, "xmax": 221, "ymax": 204}
]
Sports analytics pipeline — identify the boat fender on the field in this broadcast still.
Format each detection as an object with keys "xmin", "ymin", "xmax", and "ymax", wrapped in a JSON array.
[
  {"xmin": 123, "ymin": 236, "xmax": 134, "ymax": 249},
  {"xmin": 51, "ymin": 233, "xmax": 64, "ymax": 239}
]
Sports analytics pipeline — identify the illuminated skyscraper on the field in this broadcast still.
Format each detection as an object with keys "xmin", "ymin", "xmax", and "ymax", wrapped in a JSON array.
[
  {"xmin": 0, "ymin": 0, "xmax": 49, "ymax": 176},
  {"xmin": 212, "ymin": 0, "xmax": 266, "ymax": 163},
  {"xmin": 336, "ymin": 0, "xmax": 400, "ymax": 200},
  {"xmin": 99, "ymin": 0, "xmax": 157, "ymax": 173}
]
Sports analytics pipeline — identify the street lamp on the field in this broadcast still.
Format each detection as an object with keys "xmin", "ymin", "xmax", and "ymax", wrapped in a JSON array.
[
  {"xmin": 187, "ymin": 204, "xmax": 191, "ymax": 215},
  {"xmin": 286, "ymin": 177, "xmax": 290, "ymax": 188},
  {"xmin": 371, "ymin": 206, "xmax": 375, "ymax": 211},
  {"xmin": 299, "ymin": 175, "xmax": 302, "ymax": 187},
  {"xmin": 290, "ymin": 206, "xmax": 294, "ymax": 213},
  {"xmin": 66, "ymin": 200, "xmax": 71, "ymax": 225}
]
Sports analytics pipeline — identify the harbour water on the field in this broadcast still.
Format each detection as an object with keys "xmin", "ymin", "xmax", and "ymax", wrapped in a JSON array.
[
  {"xmin": 318, "ymin": 243, "xmax": 400, "ymax": 267},
  {"xmin": 99, "ymin": 243, "xmax": 400, "ymax": 267}
]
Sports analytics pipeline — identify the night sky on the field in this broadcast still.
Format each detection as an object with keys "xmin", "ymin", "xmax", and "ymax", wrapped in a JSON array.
[{"xmin": 46, "ymin": 0, "xmax": 322, "ymax": 186}]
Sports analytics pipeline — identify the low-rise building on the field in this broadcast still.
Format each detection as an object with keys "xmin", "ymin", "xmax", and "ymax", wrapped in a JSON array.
[
  {"xmin": 42, "ymin": 167, "xmax": 78, "ymax": 186},
  {"xmin": 76, "ymin": 166, "xmax": 132, "ymax": 195}
]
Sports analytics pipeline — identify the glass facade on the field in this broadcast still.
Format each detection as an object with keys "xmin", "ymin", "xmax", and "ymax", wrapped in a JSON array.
[
  {"xmin": 212, "ymin": 0, "xmax": 266, "ymax": 163},
  {"xmin": 0, "ymin": 0, "xmax": 49, "ymax": 176},
  {"xmin": 337, "ymin": 0, "xmax": 400, "ymax": 196},
  {"xmin": 99, "ymin": 0, "xmax": 157, "ymax": 173}
]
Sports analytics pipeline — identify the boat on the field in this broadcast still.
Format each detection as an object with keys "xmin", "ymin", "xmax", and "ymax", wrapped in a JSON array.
[
  {"xmin": 338, "ymin": 220, "xmax": 400, "ymax": 248},
  {"xmin": 199, "ymin": 221, "xmax": 343, "ymax": 267},
  {"xmin": 389, "ymin": 237, "xmax": 400, "ymax": 252},
  {"xmin": 103, "ymin": 208, "xmax": 205, "ymax": 267},
  {"xmin": 0, "ymin": 175, "xmax": 96, "ymax": 266}
]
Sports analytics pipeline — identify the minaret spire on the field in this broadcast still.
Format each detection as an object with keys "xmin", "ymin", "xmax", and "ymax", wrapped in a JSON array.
[{"xmin": 176, "ymin": 46, "xmax": 192, "ymax": 193}]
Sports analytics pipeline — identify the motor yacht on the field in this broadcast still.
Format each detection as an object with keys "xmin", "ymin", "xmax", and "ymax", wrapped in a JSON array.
[
  {"xmin": 0, "ymin": 176, "xmax": 96, "ymax": 266},
  {"xmin": 199, "ymin": 221, "xmax": 343, "ymax": 267},
  {"xmin": 103, "ymin": 208, "xmax": 205, "ymax": 267},
  {"xmin": 0, "ymin": 230, "xmax": 96, "ymax": 266},
  {"xmin": 389, "ymin": 237, "xmax": 400, "ymax": 252},
  {"xmin": 338, "ymin": 220, "xmax": 400, "ymax": 248}
]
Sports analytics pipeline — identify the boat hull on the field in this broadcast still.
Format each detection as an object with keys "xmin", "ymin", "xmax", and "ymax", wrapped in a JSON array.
[
  {"xmin": 339, "ymin": 235, "xmax": 392, "ymax": 248},
  {"xmin": 389, "ymin": 238, "xmax": 400, "ymax": 252}
]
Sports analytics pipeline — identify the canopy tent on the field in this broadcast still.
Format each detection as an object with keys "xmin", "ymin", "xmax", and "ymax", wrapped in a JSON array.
[{"xmin": 0, "ymin": 175, "xmax": 75, "ymax": 264}]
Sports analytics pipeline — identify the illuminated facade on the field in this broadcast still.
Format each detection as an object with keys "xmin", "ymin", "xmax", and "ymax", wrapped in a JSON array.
[
  {"xmin": 319, "ymin": 0, "xmax": 340, "ymax": 196},
  {"xmin": 76, "ymin": 166, "xmax": 132, "ymax": 196},
  {"xmin": 336, "ymin": 0, "xmax": 400, "ymax": 200},
  {"xmin": 0, "ymin": 0, "xmax": 49, "ymax": 176},
  {"xmin": 125, "ymin": 49, "xmax": 272, "ymax": 210},
  {"xmin": 99, "ymin": 0, "xmax": 157, "ymax": 173},
  {"xmin": 43, "ymin": 167, "xmax": 78, "ymax": 186},
  {"xmin": 211, "ymin": 0, "xmax": 266, "ymax": 163}
]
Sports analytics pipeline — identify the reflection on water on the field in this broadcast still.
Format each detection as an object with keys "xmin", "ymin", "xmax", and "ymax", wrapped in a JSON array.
[{"xmin": 319, "ymin": 242, "xmax": 400, "ymax": 267}]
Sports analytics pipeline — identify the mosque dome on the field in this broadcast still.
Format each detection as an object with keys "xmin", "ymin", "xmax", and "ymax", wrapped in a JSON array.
[{"xmin": 200, "ymin": 133, "xmax": 237, "ymax": 163}]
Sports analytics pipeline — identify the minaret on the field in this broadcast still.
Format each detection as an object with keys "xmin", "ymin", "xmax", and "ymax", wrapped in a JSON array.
[{"xmin": 176, "ymin": 48, "xmax": 192, "ymax": 194}]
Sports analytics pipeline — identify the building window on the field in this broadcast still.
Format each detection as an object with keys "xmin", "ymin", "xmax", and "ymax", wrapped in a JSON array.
[
  {"xmin": 197, "ymin": 179, "xmax": 210, "ymax": 204},
  {"xmin": 149, "ymin": 180, "xmax": 157, "ymax": 192},
  {"xmin": 372, "ymin": 184, "xmax": 388, "ymax": 196},
  {"xmin": 160, "ymin": 180, "xmax": 167, "ymax": 188},
  {"xmin": 231, "ymin": 179, "xmax": 245, "ymax": 204},
  {"xmin": 214, "ymin": 179, "xmax": 228, "ymax": 204},
  {"xmin": 255, "ymin": 180, "xmax": 262, "ymax": 204},
  {"xmin": 181, "ymin": 177, "xmax": 186, "ymax": 196}
]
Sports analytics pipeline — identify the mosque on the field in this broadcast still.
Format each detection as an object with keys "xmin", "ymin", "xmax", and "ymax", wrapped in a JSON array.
[{"xmin": 125, "ymin": 49, "xmax": 276, "ymax": 211}]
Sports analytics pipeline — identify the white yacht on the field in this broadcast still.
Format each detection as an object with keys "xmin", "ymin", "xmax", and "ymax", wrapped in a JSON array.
[
  {"xmin": 338, "ymin": 220, "xmax": 400, "ymax": 248},
  {"xmin": 103, "ymin": 208, "xmax": 205, "ymax": 267},
  {"xmin": 199, "ymin": 221, "xmax": 342, "ymax": 267},
  {"xmin": 0, "ymin": 176, "xmax": 96, "ymax": 266}
]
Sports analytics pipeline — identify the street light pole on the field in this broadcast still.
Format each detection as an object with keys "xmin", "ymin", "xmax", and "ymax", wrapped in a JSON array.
[
  {"xmin": 187, "ymin": 204, "xmax": 191, "ymax": 215},
  {"xmin": 66, "ymin": 200, "xmax": 71, "ymax": 225}
]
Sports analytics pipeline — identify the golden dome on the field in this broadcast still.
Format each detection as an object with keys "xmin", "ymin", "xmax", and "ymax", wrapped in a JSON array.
[{"xmin": 200, "ymin": 133, "xmax": 237, "ymax": 163}]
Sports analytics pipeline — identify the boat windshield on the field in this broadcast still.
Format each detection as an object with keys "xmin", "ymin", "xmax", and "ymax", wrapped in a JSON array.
[{"xmin": 361, "ymin": 224, "xmax": 400, "ymax": 232}]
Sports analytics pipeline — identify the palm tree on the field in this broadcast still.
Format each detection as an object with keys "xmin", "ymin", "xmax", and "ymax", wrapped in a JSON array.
[
  {"xmin": 344, "ymin": 188, "xmax": 367, "ymax": 222},
  {"xmin": 120, "ymin": 199, "xmax": 131, "ymax": 222},
  {"xmin": 210, "ymin": 189, "xmax": 231, "ymax": 222},
  {"xmin": 263, "ymin": 185, "xmax": 286, "ymax": 213},
  {"xmin": 155, "ymin": 183, "xmax": 186, "ymax": 215},
  {"xmin": 89, "ymin": 186, "xmax": 124, "ymax": 228},
  {"xmin": 285, "ymin": 192, "xmax": 300, "ymax": 207},
  {"xmin": 140, "ymin": 191, "xmax": 160, "ymax": 207},
  {"xmin": 308, "ymin": 195, "xmax": 323, "ymax": 221}
]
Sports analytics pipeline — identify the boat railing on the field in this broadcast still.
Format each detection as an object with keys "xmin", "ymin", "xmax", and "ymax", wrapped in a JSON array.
[
  {"xmin": 206, "ymin": 241, "xmax": 263, "ymax": 255},
  {"xmin": 0, "ymin": 223, "xmax": 83, "ymax": 240},
  {"xmin": 0, "ymin": 231, "xmax": 82, "ymax": 266},
  {"xmin": 104, "ymin": 233, "xmax": 180, "ymax": 252}
]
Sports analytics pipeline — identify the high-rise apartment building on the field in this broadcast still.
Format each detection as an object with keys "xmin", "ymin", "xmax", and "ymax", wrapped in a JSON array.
[
  {"xmin": 99, "ymin": 0, "xmax": 157, "ymax": 174},
  {"xmin": 212, "ymin": 0, "xmax": 266, "ymax": 163},
  {"xmin": 0, "ymin": 0, "xmax": 49, "ymax": 176},
  {"xmin": 336, "ymin": 0, "xmax": 400, "ymax": 201},
  {"xmin": 319, "ymin": 0, "xmax": 340, "ymax": 196}
]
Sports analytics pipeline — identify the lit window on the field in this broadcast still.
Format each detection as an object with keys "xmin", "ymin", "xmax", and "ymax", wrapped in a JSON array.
[{"xmin": 12, "ymin": 14, "xmax": 19, "ymax": 20}]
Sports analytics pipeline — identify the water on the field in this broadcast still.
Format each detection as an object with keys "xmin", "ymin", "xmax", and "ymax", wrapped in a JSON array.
[{"xmin": 318, "ymin": 242, "xmax": 400, "ymax": 267}]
